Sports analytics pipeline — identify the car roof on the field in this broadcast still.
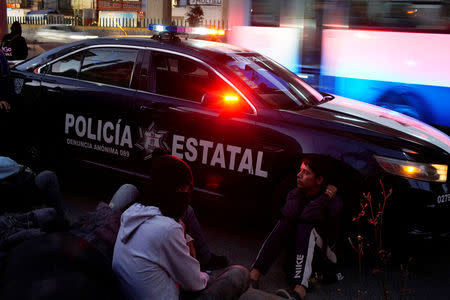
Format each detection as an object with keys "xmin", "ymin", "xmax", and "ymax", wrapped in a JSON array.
[
  {"xmin": 76, "ymin": 36, "xmax": 255, "ymax": 61},
  {"xmin": 15, "ymin": 36, "xmax": 258, "ymax": 76}
]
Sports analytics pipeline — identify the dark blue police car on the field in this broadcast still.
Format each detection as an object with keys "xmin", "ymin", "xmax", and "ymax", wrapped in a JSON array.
[{"xmin": 9, "ymin": 29, "xmax": 450, "ymax": 240}]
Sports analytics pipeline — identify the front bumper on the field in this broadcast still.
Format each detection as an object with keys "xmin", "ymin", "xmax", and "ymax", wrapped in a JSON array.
[{"xmin": 386, "ymin": 177, "xmax": 450, "ymax": 240}]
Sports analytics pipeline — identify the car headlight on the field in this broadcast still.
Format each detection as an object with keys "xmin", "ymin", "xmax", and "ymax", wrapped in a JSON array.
[{"xmin": 374, "ymin": 155, "xmax": 447, "ymax": 183}]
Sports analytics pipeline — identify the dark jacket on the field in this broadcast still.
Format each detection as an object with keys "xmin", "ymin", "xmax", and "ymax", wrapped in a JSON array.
[
  {"xmin": 0, "ymin": 232, "xmax": 123, "ymax": 300},
  {"xmin": 0, "ymin": 167, "xmax": 41, "ymax": 214},
  {"xmin": 281, "ymin": 188, "xmax": 343, "ymax": 247},
  {"xmin": 1, "ymin": 33, "xmax": 28, "ymax": 60}
]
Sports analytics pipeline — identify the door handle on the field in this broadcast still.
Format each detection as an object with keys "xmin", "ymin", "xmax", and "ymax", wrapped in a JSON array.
[
  {"xmin": 139, "ymin": 105, "xmax": 153, "ymax": 112},
  {"xmin": 46, "ymin": 86, "xmax": 62, "ymax": 93},
  {"xmin": 139, "ymin": 103, "xmax": 169, "ymax": 112}
]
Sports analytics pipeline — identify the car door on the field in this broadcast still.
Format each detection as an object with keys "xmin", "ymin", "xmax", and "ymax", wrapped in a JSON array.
[
  {"xmin": 133, "ymin": 49, "xmax": 276, "ymax": 206},
  {"xmin": 8, "ymin": 64, "xmax": 45, "ymax": 160},
  {"xmin": 39, "ymin": 46, "xmax": 140, "ymax": 171}
]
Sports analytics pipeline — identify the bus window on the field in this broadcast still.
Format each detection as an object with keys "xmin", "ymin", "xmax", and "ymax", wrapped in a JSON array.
[
  {"xmin": 250, "ymin": 0, "xmax": 281, "ymax": 27},
  {"xmin": 348, "ymin": 1, "xmax": 450, "ymax": 30}
]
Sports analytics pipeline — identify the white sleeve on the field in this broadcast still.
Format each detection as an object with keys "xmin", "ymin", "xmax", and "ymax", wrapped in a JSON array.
[{"xmin": 159, "ymin": 225, "xmax": 209, "ymax": 291}]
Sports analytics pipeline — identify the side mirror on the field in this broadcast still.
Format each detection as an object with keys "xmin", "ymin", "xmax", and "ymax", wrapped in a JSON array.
[{"xmin": 200, "ymin": 92, "xmax": 220, "ymax": 108}]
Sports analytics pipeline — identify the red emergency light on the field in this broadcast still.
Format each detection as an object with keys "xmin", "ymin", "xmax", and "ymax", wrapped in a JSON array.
[{"xmin": 224, "ymin": 95, "xmax": 239, "ymax": 104}]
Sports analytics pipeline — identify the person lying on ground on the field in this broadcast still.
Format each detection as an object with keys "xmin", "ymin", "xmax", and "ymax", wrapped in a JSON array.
[
  {"xmin": 0, "ymin": 182, "xmax": 140, "ymax": 300},
  {"xmin": 0, "ymin": 156, "xmax": 65, "ymax": 219}
]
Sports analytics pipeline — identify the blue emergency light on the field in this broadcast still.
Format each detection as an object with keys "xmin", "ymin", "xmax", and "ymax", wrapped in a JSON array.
[
  {"xmin": 148, "ymin": 24, "xmax": 225, "ymax": 36},
  {"xmin": 148, "ymin": 24, "xmax": 185, "ymax": 33}
]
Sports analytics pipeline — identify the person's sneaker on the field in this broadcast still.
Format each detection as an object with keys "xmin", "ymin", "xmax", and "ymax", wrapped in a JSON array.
[
  {"xmin": 200, "ymin": 253, "xmax": 229, "ymax": 271},
  {"xmin": 276, "ymin": 288, "xmax": 303, "ymax": 300},
  {"xmin": 322, "ymin": 271, "xmax": 344, "ymax": 284}
]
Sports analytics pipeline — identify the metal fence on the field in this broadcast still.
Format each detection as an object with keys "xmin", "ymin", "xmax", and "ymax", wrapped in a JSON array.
[
  {"xmin": 7, "ymin": 16, "xmax": 229, "ymax": 29},
  {"xmin": 7, "ymin": 16, "xmax": 79, "ymax": 25}
]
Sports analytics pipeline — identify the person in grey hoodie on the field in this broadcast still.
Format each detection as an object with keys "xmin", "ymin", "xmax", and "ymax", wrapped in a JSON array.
[{"xmin": 112, "ymin": 154, "xmax": 250, "ymax": 300}]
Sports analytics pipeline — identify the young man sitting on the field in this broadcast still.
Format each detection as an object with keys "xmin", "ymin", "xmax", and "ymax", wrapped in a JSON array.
[{"xmin": 250, "ymin": 154, "xmax": 343, "ymax": 299}]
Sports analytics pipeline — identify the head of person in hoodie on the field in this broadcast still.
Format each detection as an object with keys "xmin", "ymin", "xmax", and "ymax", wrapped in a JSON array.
[{"xmin": 144, "ymin": 150, "xmax": 193, "ymax": 221}]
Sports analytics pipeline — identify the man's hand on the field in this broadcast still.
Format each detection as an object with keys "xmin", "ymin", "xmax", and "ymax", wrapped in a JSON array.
[
  {"xmin": 179, "ymin": 220, "xmax": 197, "ymax": 258},
  {"xmin": 325, "ymin": 184, "xmax": 337, "ymax": 198},
  {"xmin": 179, "ymin": 219, "xmax": 186, "ymax": 234},
  {"xmin": 186, "ymin": 238, "xmax": 197, "ymax": 258},
  {"xmin": 0, "ymin": 101, "xmax": 11, "ymax": 112}
]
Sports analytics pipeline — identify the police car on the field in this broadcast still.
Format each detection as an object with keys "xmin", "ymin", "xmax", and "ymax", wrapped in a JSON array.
[{"xmin": 10, "ymin": 25, "xmax": 450, "ymax": 239}]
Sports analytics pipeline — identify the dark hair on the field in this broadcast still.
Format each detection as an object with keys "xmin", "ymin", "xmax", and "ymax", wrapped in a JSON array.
[
  {"xmin": 302, "ymin": 154, "xmax": 335, "ymax": 188},
  {"xmin": 10, "ymin": 21, "xmax": 22, "ymax": 36},
  {"xmin": 142, "ymin": 150, "xmax": 193, "ymax": 220}
]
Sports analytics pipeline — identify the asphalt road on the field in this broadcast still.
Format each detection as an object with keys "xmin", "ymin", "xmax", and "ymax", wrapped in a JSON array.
[
  {"xmin": 59, "ymin": 170, "xmax": 450, "ymax": 300},
  {"xmin": 27, "ymin": 42, "xmax": 64, "ymax": 59}
]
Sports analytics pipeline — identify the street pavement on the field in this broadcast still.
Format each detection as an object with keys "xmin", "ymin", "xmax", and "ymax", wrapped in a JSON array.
[
  {"xmin": 24, "ymin": 42, "xmax": 64, "ymax": 60},
  {"xmin": 59, "ymin": 171, "xmax": 450, "ymax": 300}
]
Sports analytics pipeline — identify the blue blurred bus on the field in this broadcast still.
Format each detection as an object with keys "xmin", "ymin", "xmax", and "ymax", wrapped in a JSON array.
[{"xmin": 228, "ymin": 0, "xmax": 450, "ymax": 133}]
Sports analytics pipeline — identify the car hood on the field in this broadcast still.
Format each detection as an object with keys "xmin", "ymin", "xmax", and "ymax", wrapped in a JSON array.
[{"xmin": 282, "ymin": 95, "xmax": 450, "ymax": 154}]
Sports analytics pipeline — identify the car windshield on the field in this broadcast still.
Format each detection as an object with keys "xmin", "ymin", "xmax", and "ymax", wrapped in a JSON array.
[{"xmin": 224, "ymin": 53, "xmax": 323, "ymax": 109}]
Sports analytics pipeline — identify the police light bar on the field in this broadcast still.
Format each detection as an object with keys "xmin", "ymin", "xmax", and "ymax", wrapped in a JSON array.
[
  {"xmin": 148, "ymin": 24, "xmax": 225, "ymax": 36},
  {"xmin": 148, "ymin": 24, "xmax": 185, "ymax": 33},
  {"xmin": 185, "ymin": 27, "xmax": 225, "ymax": 36}
]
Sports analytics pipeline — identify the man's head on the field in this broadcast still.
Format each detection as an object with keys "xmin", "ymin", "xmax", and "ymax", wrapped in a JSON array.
[
  {"xmin": 297, "ymin": 154, "xmax": 330, "ymax": 196},
  {"xmin": 10, "ymin": 22, "xmax": 22, "ymax": 36},
  {"xmin": 145, "ymin": 153, "xmax": 193, "ymax": 220}
]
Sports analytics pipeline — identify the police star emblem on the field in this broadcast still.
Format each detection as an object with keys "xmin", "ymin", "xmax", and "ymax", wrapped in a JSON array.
[
  {"xmin": 134, "ymin": 122, "xmax": 169, "ymax": 160},
  {"xmin": 14, "ymin": 78, "xmax": 24, "ymax": 95}
]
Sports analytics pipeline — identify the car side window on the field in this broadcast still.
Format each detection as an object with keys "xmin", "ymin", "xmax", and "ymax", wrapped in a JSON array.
[
  {"xmin": 152, "ymin": 52, "xmax": 222, "ymax": 103},
  {"xmin": 46, "ymin": 52, "xmax": 83, "ymax": 79},
  {"xmin": 79, "ymin": 47, "xmax": 138, "ymax": 88}
]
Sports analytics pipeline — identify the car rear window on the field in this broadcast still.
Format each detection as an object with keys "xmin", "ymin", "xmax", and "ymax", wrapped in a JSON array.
[
  {"xmin": 78, "ymin": 47, "xmax": 138, "ymax": 88},
  {"xmin": 152, "ymin": 52, "xmax": 217, "ymax": 102}
]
